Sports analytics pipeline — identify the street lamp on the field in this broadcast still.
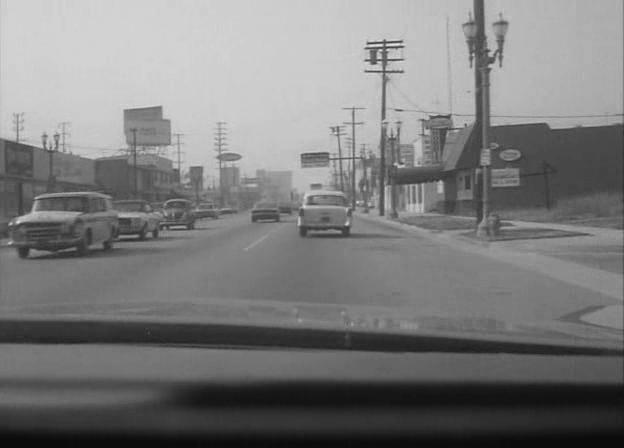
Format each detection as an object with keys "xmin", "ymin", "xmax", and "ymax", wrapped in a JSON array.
[
  {"xmin": 42, "ymin": 131, "xmax": 60, "ymax": 192},
  {"xmin": 462, "ymin": 8, "xmax": 509, "ymax": 237}
]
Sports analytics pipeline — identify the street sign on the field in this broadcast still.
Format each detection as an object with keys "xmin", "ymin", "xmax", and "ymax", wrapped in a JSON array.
[
  {"xmin": 301, "ymin": 152, "xmax": 330, "ymax": 168},
  {"xmin": 217, "ymin": 152, "xmax": 242, "ymax": 162},
  {"xmin": 499, "ymin": 148, "xmax": 522, "ymax": 162},
  {"xmin": 480, "ymin": 148, "xmax": 491, "ymax": 166},
  {"xmin": 489, "ymin": 142, "xmax": 500, "ymax": 150},
  {"xmin": 491, "ymin": 168, "xmax": 520, "ymax": 187}
]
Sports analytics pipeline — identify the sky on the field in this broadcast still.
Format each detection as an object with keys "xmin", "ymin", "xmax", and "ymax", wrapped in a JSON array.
[{"xmin": 1, "ymin": 0, "xmax": 622, "ymax": 191}]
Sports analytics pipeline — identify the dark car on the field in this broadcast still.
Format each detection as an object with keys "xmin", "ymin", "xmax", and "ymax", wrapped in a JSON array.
[
  {"xmin": 278, "ymin": 202, "xmax": 293, "ymax": 215},
  {"xmin": 195, "ymin": 202, "xmax": 219, "ymax": 219},
  {"xmin": 161, "ymin": 199, "xmax": 196, "ymax": 230},
  {"xmin": 251, "ymin": 202, "xmax": 280, "ymax": 223}
]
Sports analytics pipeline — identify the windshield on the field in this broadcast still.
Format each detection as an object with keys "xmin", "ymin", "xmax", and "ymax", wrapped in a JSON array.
[
  {"xmin": 113, "ymin": 202, "xmax": 144, "ymax": 212},
  {"xmin": 164, "ymin": 201, "xmax": 188, "ymax": 209},
  {"xmin": 306, "ymin": 195, "xmax": 346, "ymax": 206},
  {"xmin": 1, "ymin": 0, "xmax": 622, "ymax": 367},
  {"xmin": 32, "ymin": 197, "xmax": 89, "ymax": 213}
]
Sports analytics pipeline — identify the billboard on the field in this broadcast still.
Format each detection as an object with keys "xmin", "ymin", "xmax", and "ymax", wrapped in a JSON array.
[
  {"xmin": 491, "ymin": 168, "xmax": 520, "ymax": 187},
  {"xmin": 189, "ymin": 166, "xmax": 204, "ymax": 191},
  {"xmin": 301, "ymin": 152, "xmax": 330, "ymax": 168},
  {"xmin": 124, "ymin": 106, "xmax": 171, "ymax": 146},
  {"xmin": 4, "ymin": 141, "xmax": 33, "ymax": 178}
]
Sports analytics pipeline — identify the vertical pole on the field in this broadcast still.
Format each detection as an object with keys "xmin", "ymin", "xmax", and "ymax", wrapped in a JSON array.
[
  {"xmin": 378, "ymin": 41, "xmax": 387, "ymax": 216},
  {"xmin": 335, "ymin": 129, "xmax": 345, "ymax": 192},
  {"xmin": 476, "ymin": 65, "xmax": 491, "ymax": 237},
  {"xmin": 474, "ymin": 0, "xmax": 485, "ymax": 226},
  {"xmin": 48, "ymin": 150, "xmax": 53, "ymax": 193},
  {"xmin": 132, "ymin": 128, "xmax": 138, "ymax": 198},
  {"xmin": 361, "ymin": 145, "xmax": 369, "ymax": 213},
  {"xmin": 390, "ymin": 131, "xmax": 398, "ymax": 218},
  {"xmin": 351, "ymin": 110, "xmax": 357, "ymax": 209},
  {"xmin": 543, "ymin": 161, "xmax": 551, "ymax": 210}
]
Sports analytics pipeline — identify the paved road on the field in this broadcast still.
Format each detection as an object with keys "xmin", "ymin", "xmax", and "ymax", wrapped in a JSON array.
[{"xmin": 0, "ymin": 213, "xmax": 619, "ymax": 327}]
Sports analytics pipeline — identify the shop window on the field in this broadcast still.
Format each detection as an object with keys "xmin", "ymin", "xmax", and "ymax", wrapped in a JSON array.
[{"xmin": 464, "ymin": 174, "xmax": 471, "ymax": 190}]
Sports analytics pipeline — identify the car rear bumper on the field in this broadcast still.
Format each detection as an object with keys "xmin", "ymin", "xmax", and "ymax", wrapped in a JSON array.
[
  {"xmin": 252, "ymin": 213, "xmax": 279, "ymax": 220},
  {"xmin": 161, "ymin": 219, "xmax": 192, "ymax": 226},
  {"xmin": 298, "ymin": 217, "xmax": 351, "ymax": 229}
]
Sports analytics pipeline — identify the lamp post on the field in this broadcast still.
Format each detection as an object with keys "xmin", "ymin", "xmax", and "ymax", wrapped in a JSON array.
[
  {"xmin": 462, "ymin": 6, "xmax": 509, "ymax": 237},
  {"xmin": 388, "ymin": 129, "xmax": 398, "ymax": 219},
  {"xmin": 42, "ymin": 131, "xmax": 60, "ymax": 192}
]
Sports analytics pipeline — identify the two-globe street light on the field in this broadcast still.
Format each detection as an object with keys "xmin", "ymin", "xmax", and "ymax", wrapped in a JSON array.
[
  {"xmin": 462, "ymin": 8, "xmax": 509, "ymax": 237},
  {"xmin": 42, "ymin": 131, "xmax": 60, "ymax": 192}
]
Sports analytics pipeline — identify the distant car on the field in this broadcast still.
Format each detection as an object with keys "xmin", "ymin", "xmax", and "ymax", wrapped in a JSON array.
[
  {"xmin": 278, "ymin": 202, "xmax": 293, "ymax": 215},
  {"xmin": 297, "ymin": 190, "xmax": 352, "ymax": 237},
  {"xmin": 251, "ymin": 202, "xmax": 280, "ymax": 223},
  {"xmin": 161, "ymin": 199, "xmax": 196, "ymax": 230},
  {"xmin": 219, "ymin": 207, "xmax": 237, "ymax": 215},
  {"xmin": 8, "ymin": 191, "xmax": 118, "ymax": 258},
  {"xmin": 113, "ymin": 199, "xmax": 161, "ymax": 240},
  {"xmin": 195, "ymin": 202, "xmax": 219, "ymax": 219}
]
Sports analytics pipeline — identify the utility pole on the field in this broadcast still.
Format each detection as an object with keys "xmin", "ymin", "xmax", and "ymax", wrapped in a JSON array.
[
  {"xmin": 12, "ymin": 113, "xmax": 24, "ymax": 143},
  {"xmin": 330, "ymin": 126, "xmax": 346, "ymax": 192},
  {"xmin": 365, "ymin": 39, "xmax": 404, "ymax": 216},
  {"xmin": 360, "ymin": 143, "xmax": 370, "ymax": 213},
  {"xmin": 57, "ymin": 122, "xmax": 71, "ymax": 153},
  {"xmin": 214, "ymin": 122, "xmax": 228, "ymax": 208},
  {"xmin": 343, "ymin": 107, "xmax": 365, "ymax": 209},
  {"xmin": 131, "ymin": 128, "xmax": 138, "ymax": 198},
  {"xmin": 172, "ymin": 133, "xmax": 184, "ymax": 183}
]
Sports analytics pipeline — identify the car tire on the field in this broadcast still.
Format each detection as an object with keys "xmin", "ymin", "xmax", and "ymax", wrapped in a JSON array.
[
  {"xmin": 76, "ymin": 231, "xmax": 91, "ymax": 256},
  {"xmin": 17, "ymin": 247, "xmax": 30, "ymax": 259},
  {"xmin": 138, "ymin": 225, "xmax": 147, "ymax": 241},
  {"xmin": 187, "ymin": 221, "xmax": 195, "ymax": 230},
  {"xmin": 103, "ymin": 236, "xmax": 114, "ymax": 251},
  {"xmin": 342, "ymin": 226, "xmax": 351, "ymax": 237},
  {"xmin": 299, "ymin": 226, "xmax": 307, "ymax": 237},
  {"xmin": 152, "ymin": 226, "xmax": 159, "ymax": 238}
]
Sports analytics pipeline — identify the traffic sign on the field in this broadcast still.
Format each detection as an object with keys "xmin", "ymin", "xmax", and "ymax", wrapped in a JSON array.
[
  {"xmin": 480, "ymin": 148, "xmax": 491, "ymax": 166},
  {"xmin": 301, "ymin": 152, "xmax": 330, "ymax": 168}
]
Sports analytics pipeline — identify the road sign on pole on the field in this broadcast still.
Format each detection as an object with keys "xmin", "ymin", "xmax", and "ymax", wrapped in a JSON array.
[
  {"xmin": 480, "ymin": 148, "xmax": 491, "ymax": 166},
  {"xmin": 301, "ymin": 152, "xmax": 330, "ymax": 168}
]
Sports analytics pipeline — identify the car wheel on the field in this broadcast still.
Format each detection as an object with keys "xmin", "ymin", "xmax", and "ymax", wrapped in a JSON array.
[
  {"xmin": 103, "ymin": 237, "xmax": 114, "ymax": 251},
  {"xmin": 152, "ymin": 226, "xmax": 159, "ymax": 238},
  {"xmin": 299, "ymin": 226, "xmax": 307, "ymax": 237},
  {"xmin": 342, "ymin": 226, "xmax": 351, "ymax": 237},
  {"xmin": 76, "ymin": 231, "xmax": 91, "ymax": 256},
  {"xmin": 17, "ymin": 247, "xmax": 30, "ymax": 259}
]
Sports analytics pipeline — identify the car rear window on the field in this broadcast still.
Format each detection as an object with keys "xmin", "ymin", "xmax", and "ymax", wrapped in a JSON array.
[
  {"xmin": 306, "ymin": 195, "xmax": 346, "ymax": 206},
  {"xmin": 165, "ymin": 201, "xmax": 188, "ymax": 209}
]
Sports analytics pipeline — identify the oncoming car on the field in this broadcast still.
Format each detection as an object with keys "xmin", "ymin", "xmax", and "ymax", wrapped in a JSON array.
[
  {"xmin": 7, "ymin": 191, "xmax": 118, "ymax": 258},
  {"xmin": 113, "ymin": 199, "xmax": 162, "ymax": 240},
  {"xmin": 297, "ymin": 190, "xmax": 352, "ymax": 237}
]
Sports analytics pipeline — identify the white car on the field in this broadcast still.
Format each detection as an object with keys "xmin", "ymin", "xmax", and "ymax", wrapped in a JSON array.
[
  {"xmin": 113, "ymin": 199, "xmax": 162, "ymax": 240},
  {"xmin": 297, "ymin": 190, "xmax": 352, "ymax": 237},
  {"xmin": 8, "ymin": 191, "xmax": 118, "ymax": 258}
]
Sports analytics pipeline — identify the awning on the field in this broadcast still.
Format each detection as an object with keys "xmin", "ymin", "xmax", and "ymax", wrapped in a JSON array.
[{"xmin": 392, "ymin": 164, "xmax": 446, "ymax": 185}]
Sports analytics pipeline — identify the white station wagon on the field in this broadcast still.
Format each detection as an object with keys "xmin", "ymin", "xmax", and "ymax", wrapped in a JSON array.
[{"xmin": 297, "ymin": 190, "xmax": 352, "ymax": 237}]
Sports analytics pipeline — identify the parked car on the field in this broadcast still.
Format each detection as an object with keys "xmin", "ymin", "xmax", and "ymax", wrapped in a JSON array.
[
  {"xmin": 219, "ymin": 207, "xmax": 237, "ymax": 215},
  {"xmin": 195, "ymin": 202, "xmax": 220, "ymax": 219},
  {"xmin": 297, "ymin": 190, "xmax": 352, "ymax": 237},
  {"xmin": 251, "ymin": 202, "xmax": 280, "ymax": 222},
  {"xmin": 7, "ymin": 191, "xmax": 118, "ymax": 258},
  {"xmin": 113, "ymin": 199, "xmax": 161, "ymax": 240},
  {"xmin": 150, "ymin": 202, "xmax": 165, "ymax": 219},
  {"xmin": 278, "ymin": 202, "xmax": 293, "ymax": 215},
  {"xmin": 161, "ymin": 199, "xmax": 196, "ymax": 230}
]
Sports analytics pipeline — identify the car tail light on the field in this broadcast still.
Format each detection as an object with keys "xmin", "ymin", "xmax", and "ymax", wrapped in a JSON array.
[{"xmin": 299, "ymin": 208, "xmax": 304, "ymax": 217}]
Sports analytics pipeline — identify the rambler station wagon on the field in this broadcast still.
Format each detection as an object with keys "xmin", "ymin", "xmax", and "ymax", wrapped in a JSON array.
[{"xmin": 8, "ymin": 192, "xmax": 118, "ymax": 258}]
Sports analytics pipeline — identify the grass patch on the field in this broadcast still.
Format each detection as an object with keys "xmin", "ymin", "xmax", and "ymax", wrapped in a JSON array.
[
  {"xmin": 498, "ymin": 192, "xmax": 623, "ymax": 229},
  {"xmin": 398, "ymin": 215, "xmax": 512, "ymax": 231},
  {"xmin": 461, "ymin": 228, "xmax": 590, "ymax": 242}
]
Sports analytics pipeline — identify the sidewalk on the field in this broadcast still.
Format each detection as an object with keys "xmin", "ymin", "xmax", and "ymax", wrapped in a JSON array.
[{"xmin": 355, "ymin": 210, "xmax": 623, "ymax": 305}]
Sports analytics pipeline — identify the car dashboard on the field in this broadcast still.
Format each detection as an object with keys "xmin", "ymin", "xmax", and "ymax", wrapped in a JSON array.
[{"xmin": 0, "ymin": 343, "xmax": 622, "ymax": 447}]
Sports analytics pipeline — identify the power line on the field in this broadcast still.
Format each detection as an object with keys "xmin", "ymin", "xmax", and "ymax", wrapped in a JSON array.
[{"xmin": 389, "ymin": 78, "xmax": 624, "ymax": 119}]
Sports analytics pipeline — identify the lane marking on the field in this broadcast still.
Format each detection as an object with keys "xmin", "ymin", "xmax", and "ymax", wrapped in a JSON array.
[{"xmin": 243, "ymin": 229, "xmax": 275, "ymax": 252}]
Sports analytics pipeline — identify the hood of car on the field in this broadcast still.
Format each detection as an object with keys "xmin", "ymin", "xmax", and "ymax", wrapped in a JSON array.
[
  {"xmin": 4, "ymin": 297, "xmax": 621, "ymax": 351},
  {"xmin": 12, "ymin": 211, "xmax": 83, "ymax": 224},
  {"xmin": 117, "ymin": 212, "xmax": 145, "ymax": 219}
]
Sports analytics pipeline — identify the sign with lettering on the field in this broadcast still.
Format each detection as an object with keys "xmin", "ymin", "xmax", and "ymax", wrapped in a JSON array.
[
  {"xmin": 301, "ymin": 152, "xmax": 330, "ymax": 168},
  {"xmin": 491, "ymin": 168, "xmax": 520, "ymax": 187},
  {"xmin": 4, "ymin": 141, "xmax": 33, "ymax": 178},
  {"xmin": 499, "ymin": 148, "xmax": 522, "ymax": 162},
  {"xmin": 480, "ymin": 148, "xmax": 491, "ymax": 166}
]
